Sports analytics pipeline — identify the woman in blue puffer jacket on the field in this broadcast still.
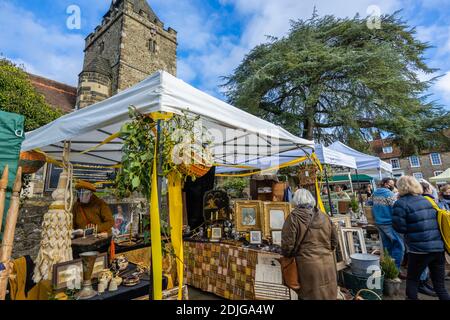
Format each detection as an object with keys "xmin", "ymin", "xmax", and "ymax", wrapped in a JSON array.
[{"xmin": 393, "ymin": 176, "xmax": 450, "ymax": 300}]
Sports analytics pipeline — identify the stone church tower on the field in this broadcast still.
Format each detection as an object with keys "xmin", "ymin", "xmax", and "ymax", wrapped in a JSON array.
[{"xmin": 76, "ymin": 0, "xmax": 177, "ymax": 108}]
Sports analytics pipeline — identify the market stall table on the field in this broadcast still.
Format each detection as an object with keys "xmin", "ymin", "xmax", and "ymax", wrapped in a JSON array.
[{"xmin": 184, "ymin": 240, "xmax": 296, "ymax": 300}]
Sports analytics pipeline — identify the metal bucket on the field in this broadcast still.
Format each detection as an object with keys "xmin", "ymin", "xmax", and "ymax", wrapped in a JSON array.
[{"xmin": 350, "ymin": 253, "xmax": 380, "ymax": 277}]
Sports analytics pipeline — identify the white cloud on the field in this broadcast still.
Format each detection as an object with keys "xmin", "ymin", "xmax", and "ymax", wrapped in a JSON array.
[
  {"xmin": 0, "ymin": 1, "xmax": 85, "ymax": 86},
  {"xmin": 435, "ymin": 72, "xmax": 450, "ymax": 102}
]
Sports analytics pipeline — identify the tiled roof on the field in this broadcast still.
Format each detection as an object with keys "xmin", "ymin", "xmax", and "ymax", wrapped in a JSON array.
[
  {"xmin": 28, "ymin": 73, "xmax": 76, "ymax": 114},
  {"xmin": 370, "ymin": 139, "xmax": 402, "ymax": 159}
]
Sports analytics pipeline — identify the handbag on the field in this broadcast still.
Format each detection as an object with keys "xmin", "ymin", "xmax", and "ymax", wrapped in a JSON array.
[{"xmin": 278, "ymin": 209, "xmax": 317, "ymax": 291}]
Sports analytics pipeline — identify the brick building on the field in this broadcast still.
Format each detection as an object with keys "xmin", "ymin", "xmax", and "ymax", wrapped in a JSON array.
[{"xmin": 370, "ymin": 137, "xmax": 450, "ymax": 186}]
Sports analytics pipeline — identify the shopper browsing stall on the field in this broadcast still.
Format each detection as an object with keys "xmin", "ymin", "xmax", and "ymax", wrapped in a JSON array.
[
  {"xmin": 73, "ymin": 180, "xmax": 114, "ymax": 235},
  {"xmin": 393, "ymin": 176, "xmax": 450, "ymax": 300},
  {"xmin": 281, "ymin": 189, "xmax": 338, "ymax": 300}
]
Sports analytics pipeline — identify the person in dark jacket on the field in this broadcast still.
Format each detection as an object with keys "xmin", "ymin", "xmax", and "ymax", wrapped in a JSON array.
[
  {"xmin": 440, "ymin": 184, "xmax": 450, "ymax": 210},
  {"xmin": 282, "ymin": 189, "xmax": 338, "ymax": 300},
  {"xmin": 393, "ymin": 176, "xmax": 450, "ymax": 300}
]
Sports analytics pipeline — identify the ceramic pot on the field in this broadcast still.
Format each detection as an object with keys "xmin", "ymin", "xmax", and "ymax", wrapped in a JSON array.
[{"xmin": 384, "ymin": 278, "xmax": 401, "ymax": 296}]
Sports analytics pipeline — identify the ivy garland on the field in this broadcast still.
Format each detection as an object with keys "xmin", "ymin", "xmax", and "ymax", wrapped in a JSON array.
[{"xmin": 114, "ymin": 107, "xmax": 212, "ymax": 199}]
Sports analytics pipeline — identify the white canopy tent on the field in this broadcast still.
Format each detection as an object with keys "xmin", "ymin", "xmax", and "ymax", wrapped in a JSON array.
[
  {"xmin": 22, "ymin": 71, "xmax": 314, "ymax": 166},
  {"xmin": 429, "ymin": 169, "xmax": 450, "ymax": 183},
  {"xmin": 216, "ymin": 144, "xmax": 357, "ymax": 174},
  {"xmin": 328, "ymin": 141, "xmax": 392, "ymax": 179}
]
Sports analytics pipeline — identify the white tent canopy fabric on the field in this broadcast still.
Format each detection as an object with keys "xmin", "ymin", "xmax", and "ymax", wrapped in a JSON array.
[
  {"xmin": 328, "ymin": 141, "xmax": 392, "ymax": 173},
  {"xmin": 216, "ymin": 144, "xmax": 357, "ymax": 174},
  {"xmin": 429, "ymin": 169, "xmax": 450, "ymax": 183},
  {"xmin": 22, "ymin": 71, "xmax": 314, "ymax": 166}
]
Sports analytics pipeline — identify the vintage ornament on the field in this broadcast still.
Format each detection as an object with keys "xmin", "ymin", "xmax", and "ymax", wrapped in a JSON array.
[{"xmin": 33, "ymin": 168, "xmax": 73, "ymax": 283}]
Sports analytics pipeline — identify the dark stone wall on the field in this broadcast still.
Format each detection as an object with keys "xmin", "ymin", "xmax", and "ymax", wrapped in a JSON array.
[{"xmin": 12, "ymin": 198, "xmax": 53, "ymax": 260}]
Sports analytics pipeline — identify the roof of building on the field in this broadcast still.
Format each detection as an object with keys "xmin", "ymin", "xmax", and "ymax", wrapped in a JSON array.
[
  {"xmin": 107, "ymin": 0, "xmax": 160, "ymax": 22},
  {"xmin": 83, "ymin": 56, "xmax": 112, "ymax": 77},
  {"xmin": 28, "ymin": 74, "xmax": 76, "ymax": 114}
]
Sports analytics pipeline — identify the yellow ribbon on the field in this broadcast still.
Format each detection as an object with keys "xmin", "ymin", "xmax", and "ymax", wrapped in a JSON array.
[
  {"xmin": 311, "ymin": 153, "xmax": 326, "ymax": 214},
  {"xmin": 79, "ymin": 132, "xmax": 121, "ymax": 155},
  {"xmin": 168, "ymin": 172, "xmax": 184, "ymax": 300},
  {"xmin": 150, "ymin": 128, "xmax": 163, "ymax": 300}
]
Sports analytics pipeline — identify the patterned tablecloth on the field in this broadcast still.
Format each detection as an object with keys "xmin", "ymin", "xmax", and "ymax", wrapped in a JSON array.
[{"xmin": 184, "ymin": 241, "xmax": 288, "ymax": 300}]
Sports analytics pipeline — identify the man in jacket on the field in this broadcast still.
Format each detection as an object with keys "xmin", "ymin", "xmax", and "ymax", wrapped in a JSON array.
[{"xmin": 372, "ymin": 178, "xmax": 405, "ymax": 273}]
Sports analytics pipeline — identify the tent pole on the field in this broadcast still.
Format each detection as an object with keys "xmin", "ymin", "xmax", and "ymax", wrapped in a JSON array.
[
  {"xmin": 149, "ymin": 119, "xmax": 163, "ymax": 300},
  {"xmin": 355, "ymin": 169, "xmax": 364, "ymax": 208},
  {"xmin": 349, "ymin": 172, "xmax": 354, "ymax": 193},
  {"xmin": 324, "ymin": 166, "xmax": 334, "ymax": 217}
]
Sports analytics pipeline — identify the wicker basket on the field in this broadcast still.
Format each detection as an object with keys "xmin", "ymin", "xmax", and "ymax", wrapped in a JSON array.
[
  {"xmin": 19, "ymin": 151, "xmax": 46, "ymax": 174},
  {"xmin": 174, "ymin": 143, "xmax": 213, "ymax": 178},
  {"xmin": 364, "ymin": 206, "xmax": 375, "ymax": 225},
  {"xmin": 298, "ymin": 164, "xmax": 317, "ymax": 186}
]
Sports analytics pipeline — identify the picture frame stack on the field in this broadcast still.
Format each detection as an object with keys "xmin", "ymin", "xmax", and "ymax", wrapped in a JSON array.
[{"xmin": 234, "ymin": 200, "xmax": 292, "ymax": 246}]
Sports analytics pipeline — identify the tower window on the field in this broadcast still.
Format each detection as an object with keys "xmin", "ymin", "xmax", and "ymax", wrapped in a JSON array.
[
  {"xmin": 99, "ymin": 41, "xmax": 105, "ymax": 54},
  {"xmin": 148, "ymin": 39, "xmax": 157, "ymax": 53}
]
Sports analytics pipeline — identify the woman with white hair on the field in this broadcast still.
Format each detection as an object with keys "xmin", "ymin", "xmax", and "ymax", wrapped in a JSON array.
[
  {"xmin": 393, "ymin": 176, "xmax": 450, "ymax": 300},
  {"xmin": 281, "ymin": 188, "xmax": 338, "ymax": 300}
]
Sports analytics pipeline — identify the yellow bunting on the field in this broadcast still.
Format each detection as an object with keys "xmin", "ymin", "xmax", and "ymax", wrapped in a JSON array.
[
  {"xmin": 168, "ymin": 172, "xmax": 184, "ymax": 300},
  {"xmin": 215, "ymin": 156, "xmax": 309, "ymax": 177},
  {"xmin": 79, "ymin": 132, "xmax": 121, "ymax": 155},
  {"xmin": 150, "ymin": 130, "xmax": 163, "ymax": 300},
  {"xmin": 150, "ymin": 112, "xmax": 174, "ymax": 121},
  {"xmin": 213, "ymin": 163, "xmax": 257, "ymax": 170}
]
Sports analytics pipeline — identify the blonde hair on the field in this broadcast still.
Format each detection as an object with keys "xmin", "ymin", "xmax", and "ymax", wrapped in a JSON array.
[{"xmin": 396, "ymin": 176, "xmax": 423, "ymax": 196}]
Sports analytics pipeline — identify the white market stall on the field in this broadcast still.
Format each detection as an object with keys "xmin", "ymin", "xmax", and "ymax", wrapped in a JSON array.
[
  {"xmin": 429, "ymin": 168, "xmax": 450, "ymax": 184},
  {"xmin": 22, "ymin": 71, "xmax": 314, "ymax": 166},
  {"xmin": 328, "ymin": 141, "xmax": 393, "ymax": 180},
  {"xmin": 22, "ymin": 70, "xmax": 315, "ymax": 300},
  {"xmin": 217, "ymin": 144, "xmax": 357, "ymax": 215}
]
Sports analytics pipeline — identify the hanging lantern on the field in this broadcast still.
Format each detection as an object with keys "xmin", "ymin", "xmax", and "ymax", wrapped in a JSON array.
[{"xmin": 19, "ymin": 151, "xmax": 46, "ymax": 174}]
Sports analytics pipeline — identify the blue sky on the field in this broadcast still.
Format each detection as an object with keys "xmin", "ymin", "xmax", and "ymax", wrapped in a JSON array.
[{"xmin": 1, "ymin": 0, "xmax": 450, "ymax": 108}]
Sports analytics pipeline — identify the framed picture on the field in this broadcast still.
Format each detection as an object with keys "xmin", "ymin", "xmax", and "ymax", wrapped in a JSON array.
[
  {"xmin": 211, "ymin": 227, "xmax": 222, "ymax": 241},
  {"xmin": 340, "ymin": 227, "xmax": 367, "ymax": 257},
  {"xmin": 234, "ymin": 201, "xmax": 262, "ymax": 232},
  {"xmin": 331, "ymin": 216, "xmax": 352, "ymax": 271},
  {"xmin": 110, "ymin": 203, "xmax": 132, "ymax": 237},
  {"xmin": 262, "ymin": 202, "xmax": 290, "ymax": 238},
  {"xmin": 272, "ymin": 231, "xmax": 282, "ymax": 246},
  {"xmin": 52, "ymin": 260, "xmax": 83, "ymax": 292},
  {"xmin": 250, "ymin": 231, "xmax": 262, "ymax": 245},
  {"xmin": 92, "ymin": 252, "xmax": 109, "ymax": 280}
]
